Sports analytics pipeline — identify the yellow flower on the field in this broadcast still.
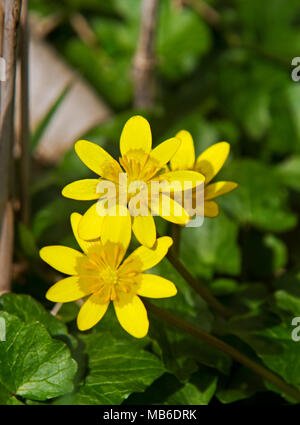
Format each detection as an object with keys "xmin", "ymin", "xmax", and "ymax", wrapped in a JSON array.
[
  {"xmin": 170, "ymin": 130, "xmax": 238, "ymax": 218},
  {"xmin": 40, "ymin": 210, "xmax": 177, "ymax": 338},
  {"xmin": 62, "ymin": 116, "xmax": 204, "ymax": 248}
]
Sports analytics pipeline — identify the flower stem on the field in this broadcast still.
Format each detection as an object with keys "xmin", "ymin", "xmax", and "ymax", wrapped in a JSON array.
[
  {"xmin": 166, "ymin": 249, "xmax": 233, "ymax": 318},
  {"xmin": 146, "ymin": 301, "xmax": 300, "ymax": 403},
  {"xmin": 50, "ymin": 302, "xmax": 62, "ymax": 316}
]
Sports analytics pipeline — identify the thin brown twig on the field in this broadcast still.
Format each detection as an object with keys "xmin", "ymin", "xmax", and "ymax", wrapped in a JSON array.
[
  {"xmin": 133, "ymin": 0, "xmax": 159, "ymax": 108},
  {"xmin": 0, "ymin": 3, "xmax": 3, "ymax": 53},
  {"xmin": 50, "ymin": 302, "xmax": 63, "ymax": 316},
  {"xmin": 0, "ymin": 202, "xmax": 14, "ymax": 295},
  {"xmin": 19, "ymin": 0, "xmax": 30, "ymax": 224},
  {"xmin": 76, "ymin": 299, "xmax": 84, "ymax": 307},
  {"xmin": 50, "ymin": 299, "xmax": 83, "ymax": 316},
  {"xmin": 29, "ymin": 12, "xmax": 62, "ymax": 38},
  {"xmin": 183, "ymin": 0, "xmax": 220, "ymax": 27},
  {"xmin": 0, "ymin": 0, "xmax": 22, "ymax": 293},
  {"xmin": 69, "ymin": 13, "xmax": 97, "ymax": 48}
]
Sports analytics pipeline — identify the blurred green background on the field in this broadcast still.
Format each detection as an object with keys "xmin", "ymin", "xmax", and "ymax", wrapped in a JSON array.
[
  {"xmin": 7, "ymin": 0, "xmax": 300, "ymax": 405},
  {"xmin": 28, "ymin": 0, "xmax": 300, "ymax": 279}
]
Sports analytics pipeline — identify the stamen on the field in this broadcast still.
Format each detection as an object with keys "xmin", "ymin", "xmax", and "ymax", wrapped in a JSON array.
[
  {"xmin": 91, "ymin": 283, "xmax": 103, "ymax": 293},
  {"xmin": 126, "ymin": 271, "xmax": 138, "ymax": 277}
]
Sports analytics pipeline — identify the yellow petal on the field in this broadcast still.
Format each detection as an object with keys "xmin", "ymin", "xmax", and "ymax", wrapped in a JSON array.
[
  {"xmin": 137, "ymin": 274, "xmax": 177, "ymax": 298},
  {"xmin": 157, "ymin": 170, "xmax": 204, "ymax": 191},
  {"xmin": 122, "ymin": 236, "xmax": 173, "ymax": 272},
  {"xmin": 46, "ymin": 276, "xmax": 92, "ymax": 302},
  {"xmin": 170, "ymin": 130, "xmax": 195, "ymax": 170},
  {"xmin": 204, "ymin": 181, "xmax": 238, "ymax": 201},
  {"xmin": 120, "ymin": 115, "xmax": 152, "ymax": 157},
  {"xmin": 77, "ymin": 294, "xmax": 110, "ymax": 331},
  {"xmin": 70, "ymin": 212, "xmax": 101, "ymax": 254},
  {"xmin": 40, "ymin": 246, "xmax": 84, "ymax": 275},
  {"xmin": 113, "ymin": 295, "xmax": 148, "ymax": 338},
  {"xmin": 78, "ymin": 202, "xmax": 105, "ymax": 241},
  {"xmin": 75, "ymin": 140, "xmax": 122, "ymax": 181},
  {"xmin": 151, "ymin": 194, "xmax": 190, "ymax": 225},
  {"xmin": 62, "ymin": 179, "xmax": 101, "ymax": 200},
  {"xmin": 195, "ymin": 142, "xmax": 230, "ymax": 184},
  {"xmin": 204, "ymin": 200, "xmax": 219, "ymax": 217},
  {"xmin": 149, "ymin": 137, "xmax": 181, "ymax": 168},
  {"xmin": 101, "ymin": 205, "xmax": 131, "ymax": 266},
  {"xmin": 132, "ymin": 213, "xmax": 156, "ymax": 248}
]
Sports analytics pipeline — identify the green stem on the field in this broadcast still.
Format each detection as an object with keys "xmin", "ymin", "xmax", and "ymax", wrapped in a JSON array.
[
  {"xmin": 166, "ymin": 249, "xmax": 233, "ymax": 319},
  {"xmin": 146, "ymin": 302, "xmax": 300, "ymax": 403}
]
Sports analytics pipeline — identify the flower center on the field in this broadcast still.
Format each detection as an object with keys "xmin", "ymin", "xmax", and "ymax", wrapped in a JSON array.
[
  {"xmin": 87, "ymin": 258, "xmax": 139, "ymax": 302},
  {"xmin": 118, "ymin": 154, "xmax": 166, "ymax": 207},
  {"xmin": 119, "ymin": 153, "xmax": 162, "ymax": 186},
  {"xmin": 102, "ymin": 267, "xmax": 119, "ymax": 286}
]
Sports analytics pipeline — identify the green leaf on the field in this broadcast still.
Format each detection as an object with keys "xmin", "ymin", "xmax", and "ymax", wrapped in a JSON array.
[
  {"xmin": 275, "ymin": 156, "xmax": 300, "ymax": 192},
  {"xmin": 253, "ymin": 323, "xmax": 300, "ymax": 396},
  {"xmin": 16, "ymin": 223, "xmax": 39, "ymax": 260},
  {"xmin": 151, "ymin": 316, "xmax": 232, "ymax": 381},
  {"xmin": 220, "ymin": 283, "xmax": 269, "ymax": 315},
  {"xmin": 58, "ymin": 302, "xmax": 80, "ymax": 323},
  {"xmin": 272, "ymin": 272, "xmax": 300, "ymax": 317},
  {"xmin": 266, "ymin": 85, "xmax": 300, "ymax": 156},
  {"xmin": 157, "ymin": 0, "xmax": 211, "ymax": 80},
  {"xmin": 240, "ymin": 88, "xmax": 271, "ymax": 140},
  {"xmin": 287, "ymin": 85, "xmax": 300, "ymax": 144},
  {"xmin": 274, "ymin": 290, "xmax": 300, "ymax": 317},
  {"xmin": 219, "ymin": 159, "xmax": 297, "ymax": 232},
  {"xmin": 149, "ymin": 258, "xmax": 230, "ymax": 380},
  {"xmin": 151, "ymin": 258, "xmax": 214, "ymax": 331},
  {"xmin": 165, "ymin": 367, "xmax": 218, "ymax": 405},
  {"xmin": 210, "ymin": 278, "xmax": 239, "ymax": 296},
  {"xmin": 180, "ymin": 211, "xmax": 241, "ymax": 277},
  {"xmin": 0, "ymin": 311, "xmax": 77, "ymax": 401},
  {"xmin": 63, "ymin": 40, "xmax": 132, "ymax": 108},
  {"xmin": 113, "ymin": 0, "xmax": 141, "ymax": 21},
  {"xmin": 123, "ymin": 373, "xmax": 181, "ymax": 404},
  {"xmin": 0, "ymin": 382, "xmax": 24, "ymax": 405},
  {"xmin": 0, "ymin": 293, "xmax": 68, "ymax": 338},
  {"xmin": 237, "ymin": 0, "xmax": 300, "ymax": 57},
  {"xmin": 216, "ymin": 366, "xmax": 264, "ymax": 404},
  {"xmin": 263, "ymin": 234, "xmax": 287, "ymax": 272},
  {"xmin": 57, "ymin": 328, "xmax": 165, "ymax": 405},
  {"xmin": 224, "ymin": 311, "xmax": 300, "ymax": 400}
]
